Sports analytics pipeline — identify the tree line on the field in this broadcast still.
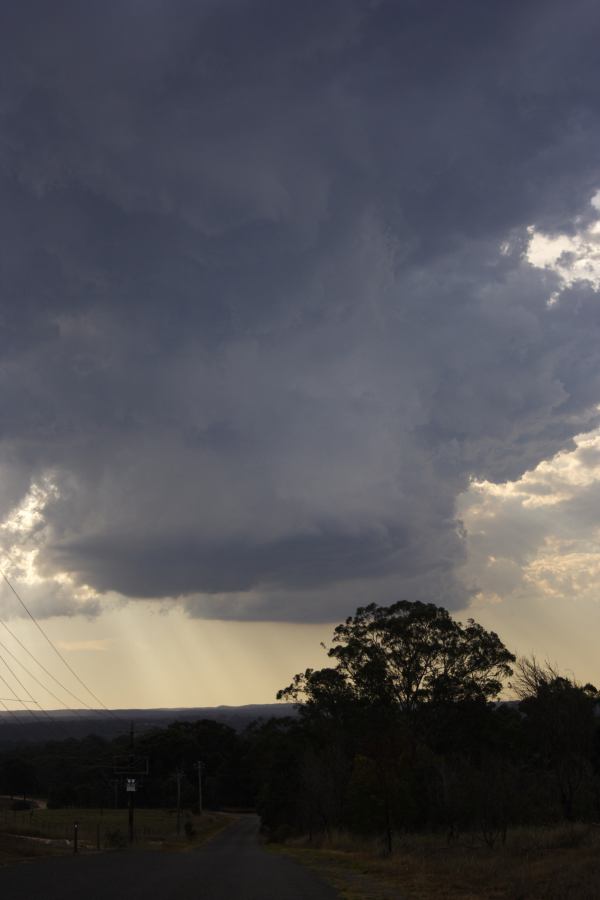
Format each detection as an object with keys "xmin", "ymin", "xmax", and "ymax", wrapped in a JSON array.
[{"xmin": 1, "ymin": 601, "xmax": 599, "ymax": 849}]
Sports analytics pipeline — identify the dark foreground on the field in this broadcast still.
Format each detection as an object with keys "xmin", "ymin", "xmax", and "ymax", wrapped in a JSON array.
[{"xmin": 0, "ymin": 815, "xmax": 338, "ymax": 900}]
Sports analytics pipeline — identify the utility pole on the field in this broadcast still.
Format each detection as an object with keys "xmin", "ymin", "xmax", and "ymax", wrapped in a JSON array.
[
  {"xmin": 126, "ymin": 776, "xmax": 136, "ymax": 843},
  {"xmin": 127, "ymin": 722, "xmax": 135, "ymax": 844},
  {"xmin": 195, "ymin": 760, "xmax": 203, "ymax": 815},
  {"xmin": 112, "ymin": 722, "xmax": 148, "ymax": 847}
]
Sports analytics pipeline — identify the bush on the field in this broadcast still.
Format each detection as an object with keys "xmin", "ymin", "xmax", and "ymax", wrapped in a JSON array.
[
  {"xmin": 105, "ymin": 828, "xmax": 127, "ymax": 848},
  {"xmin": 265, "ymin": 823, "xmax": 295, "ymax": 844}
]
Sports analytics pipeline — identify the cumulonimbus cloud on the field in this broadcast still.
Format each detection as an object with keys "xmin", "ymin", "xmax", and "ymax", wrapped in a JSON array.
[{"xmin": 1, "ymin": 0, "xmax": 600, "ymax": 621}]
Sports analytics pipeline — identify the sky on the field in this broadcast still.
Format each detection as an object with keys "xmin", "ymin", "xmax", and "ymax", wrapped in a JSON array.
[{"xmin": 2, "ymin": 0, "xmax": 600, "ymax": 711}]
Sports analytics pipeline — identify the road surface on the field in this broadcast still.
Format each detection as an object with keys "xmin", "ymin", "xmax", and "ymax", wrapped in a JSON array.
[{"xmin": 0, "ymin": 815, "xmax": 339, "ymax": 900}]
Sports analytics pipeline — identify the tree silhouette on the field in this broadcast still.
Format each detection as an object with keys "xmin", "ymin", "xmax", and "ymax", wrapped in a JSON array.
[{"xmin": 279, "ymin": 601, "xmax": 515, "ymax": 714}]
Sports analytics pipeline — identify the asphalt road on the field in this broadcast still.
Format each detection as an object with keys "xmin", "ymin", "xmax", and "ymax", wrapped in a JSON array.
[{"xmin": 0, "ymin": 815, "xmax": 339, "ymax": 900}]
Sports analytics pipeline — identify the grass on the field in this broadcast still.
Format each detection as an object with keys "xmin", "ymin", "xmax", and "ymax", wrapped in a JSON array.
[
  {"xmin": 0, "ymin": 831, "xmax": 72, "ymax": 868},
  {"xmin": 0, "ymin": 806, "xmax": 232, "ymax": 857},
  {"xmin": 276, "ymin": 824, "xmax": 600, "ymax": 899}
]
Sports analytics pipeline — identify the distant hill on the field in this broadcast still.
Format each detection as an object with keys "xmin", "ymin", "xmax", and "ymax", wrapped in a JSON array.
[{"xmin": 0, "ymin": 703, "xmax": 298, "ymax": 746}]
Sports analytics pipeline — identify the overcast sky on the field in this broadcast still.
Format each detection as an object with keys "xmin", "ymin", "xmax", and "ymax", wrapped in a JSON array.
[{"xmin": 2, "ymin": 0, "xmax": 600, "ymax": 709}]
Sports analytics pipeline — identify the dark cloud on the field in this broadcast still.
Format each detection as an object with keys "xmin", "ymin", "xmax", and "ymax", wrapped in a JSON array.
[
  {"xmin": 1, "ymin": 0, "xmax": 600, "ymax": 620},
  {"xmin": 49, "ymin": 527, "xmax": 409, "ymax": 597}
]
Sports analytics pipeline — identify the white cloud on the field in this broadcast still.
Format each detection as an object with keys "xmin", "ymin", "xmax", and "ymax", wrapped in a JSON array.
[
  {"xmin": 459, "ymin": 427, "xmax": 600, "ymax": 612},
  {"xmin": 527, "ymin": 191, "xmax": 600, "ymax": 296}
]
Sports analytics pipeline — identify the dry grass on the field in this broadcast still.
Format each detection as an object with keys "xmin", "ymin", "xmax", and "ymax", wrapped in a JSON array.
[
  {"xmin": 0, "ymin": 832, "xmax": 71, "ymax": 867},
  {"xmin": 0, "ymin": 807, "xmax": 231, "ymax": 853},
  {"xmin": 279, "ymin": 824, "xmax": 600, "ymax": 899}
]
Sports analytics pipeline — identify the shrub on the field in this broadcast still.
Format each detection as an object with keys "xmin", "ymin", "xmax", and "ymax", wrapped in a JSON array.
[{"xmin": 105, "ymin": 828, "xmax": 127, "ymax": 849}]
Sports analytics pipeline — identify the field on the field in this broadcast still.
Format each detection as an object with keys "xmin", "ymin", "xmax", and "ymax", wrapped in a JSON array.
[
  {"xmin": 0, "ymin": 805, "xmax": 231, "ymax": 863},
  {"xmin": 5, "ymin": 806, "xmax": 600, "ymax": 897},
  {"xmin": 278, "ymin": 824, "xmax": 600, "ymax": 900}
]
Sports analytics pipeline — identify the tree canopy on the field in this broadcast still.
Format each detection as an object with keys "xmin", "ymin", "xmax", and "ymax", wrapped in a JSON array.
[{"xmin": 278, "ymin": 601, "xmax": 515, "ymax": 714}]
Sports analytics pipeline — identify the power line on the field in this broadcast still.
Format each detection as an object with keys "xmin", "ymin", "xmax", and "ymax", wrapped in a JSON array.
[
  {"xmin": 0, "ymin": 634, "xmax": 90, "ymax": 716},
  {"xmin": 0, "ymin": 691, "xmax": 33, "ymax": 732},
  {"xmin": 0, "ymin": 615, "xmax": 101, "ymax": 713},
  {"xmin": 0, "ymin": 649, "xmax": 65, "ymax": 741},
  {"xmin": 0, "ymin": 698, "xmax": 38, "ymax": 703},
  {"xmin": 0, "ymin": 633, "xmax": 93, "ymax": 740},
  {"xmin": 0, "ymin": 646, "xmax": 71, "ymax": 740},
  {"xmin": 0, "ymin": 568, "xmax": 116, "ymax": 715},
  {"xmin": 0, "ymin": 647, "xmax": 46, "ymax": 712},
  {"xmin": 0, "ymin": 616, "xmax": 130, "ymax": 745},
  {"xmin": 0, "ymin": 665, "xmax": 47, "ymax": 732}
]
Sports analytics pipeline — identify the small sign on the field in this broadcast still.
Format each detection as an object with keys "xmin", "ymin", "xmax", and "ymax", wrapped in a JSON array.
[{"xmin": 126, "ymin": 778, "xmax": 136, "ymax": 792}]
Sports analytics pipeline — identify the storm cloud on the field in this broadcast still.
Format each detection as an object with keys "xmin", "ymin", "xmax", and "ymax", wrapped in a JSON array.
[{"xmin": 1, "ymin": 0, "xmax": 600, "ymax": 621}]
